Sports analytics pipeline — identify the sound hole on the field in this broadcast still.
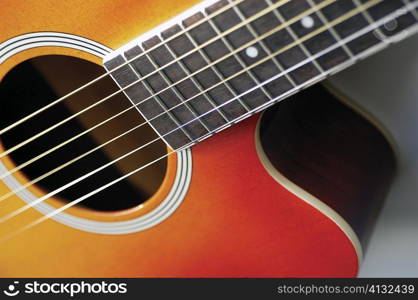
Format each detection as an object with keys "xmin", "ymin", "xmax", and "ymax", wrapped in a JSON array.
[{"xmin": 0, "ymin": 55, "xmax": 167, "ymax": 212}]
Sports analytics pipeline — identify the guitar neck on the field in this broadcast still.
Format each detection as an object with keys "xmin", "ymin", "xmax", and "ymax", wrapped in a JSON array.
[{"xmin": 104, "ymin": 0, "xmax": 418, "ymax": 151}]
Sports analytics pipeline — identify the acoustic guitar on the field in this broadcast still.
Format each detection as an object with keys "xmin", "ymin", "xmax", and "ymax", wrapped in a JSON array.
[{"xmin": 0, "ymin": 0, "xmax": 417, "ymax": 277}]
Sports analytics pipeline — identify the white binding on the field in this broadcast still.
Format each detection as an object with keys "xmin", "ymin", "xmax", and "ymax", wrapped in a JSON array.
[
  {"xmin": 103, "ymin": 0, "xmax": 221, "ymax": 63},
  {"xmin": 255, "ymin": 118, "xmax": 364, "ymax": 266},
  {"xmin": 0, "ymin": 32, "xmax": 192, "ymax": 235}
]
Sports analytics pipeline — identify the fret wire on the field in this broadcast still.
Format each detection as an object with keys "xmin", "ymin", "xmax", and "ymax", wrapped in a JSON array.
[
  {"xmin": 209, "ymin": 1, "xmax": 274, "ymax": 105},
  {"xmin": 256, "ymin": 0, "xmax": 297, "ymax": 87},
  {"xmin": 15, "ymin": 12, "xmax": 416, "ymax": 230},
  {"xmin": 109, "ymin": 0, "xmax": 299, "ymax": 127},
  {"xmin": 2, "ymin": 0, "xmax": 414, "ymax": 223},
  {"xmin": 404, "ymin": 0, "xmax": 418, "ymax": 20},
  {"xmin": 107, "ymin": 61, "xmax": 165, "ymax": 143},
  {"xmin": 306, "ymin": 0, "xmax": 355, "ymax": 58},
  {"xmin": 231, "ymin": 0, "xmax": 296, "ymax": 98},
  {"xmin": 156, "ymin": 0, "xmax": 381, "ymax": 118},
  {"xmin": 176, "ymin": 0, "xmax": 407, "ymax": 135},
  {"xmin": 202, "ymin": 11, "xmax": 252, "ymax": 112},
  {"xmin": 111, "ymin": 0, "xmax": 407, "ymax": 150},
  {"xmin": 179, "ymin": 9, "xmax": 418, "ymax": 150},
  {"xmin": 159, "ymin": 37, "xmax": 213, "ymax": 133},
  {"xmin": 122, "ymin": 0, "xmax": 293, "ymax": 110},
  {"xmin": 114, "ymin": 0, "xmax": 417, "ymax": 151},
  {"xmin": 127, "ymin": 52, "xmax": 193, "ymax": 141},
  {"xmin": 352, "ymin": 0, "xmax": 387, "ymax": 38},
  {"xmin": 271, "ymin": 1, "xmax": 325, "ymax": 73},
  {"xmin": 144, "ymin": 40, "xmax": 211, "ymax": 135},
  {"xmin": 182, "ymin": 28, "xmax": 237, "ymax": 122},
  {"xmin": 0, "ymin": 1, "xmax": 248, "ymax": 138},
  {"xmin": 175, "ymin": 23, "xmax": 230, "ymax": 123},
  {"xmin": 136, "ymin": 0, "xmax": 379, "ymax": 134},
  {"xmin": 108, "ymin": 0, "xmax": 335, "ymax": 134},
  {"xmin": 226, "ymin": 7, "xmax": 274, "ymax": 102}
]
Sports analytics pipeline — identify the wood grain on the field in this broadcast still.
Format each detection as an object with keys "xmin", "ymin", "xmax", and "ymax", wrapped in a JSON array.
[{"xmin": 259, "ymin": 83, "xmax": 396, "ymax": 246}]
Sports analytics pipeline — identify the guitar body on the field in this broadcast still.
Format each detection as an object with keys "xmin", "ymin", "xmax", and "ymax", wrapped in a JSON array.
[{"xmin": 0, "ymin": 0, "xmax": 396, "ymax": 277}]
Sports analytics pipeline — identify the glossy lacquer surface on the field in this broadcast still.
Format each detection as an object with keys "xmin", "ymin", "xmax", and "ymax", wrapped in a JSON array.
[{"xmin": 0, "ymin": 0, "xmax": 359, "ymax": 276}]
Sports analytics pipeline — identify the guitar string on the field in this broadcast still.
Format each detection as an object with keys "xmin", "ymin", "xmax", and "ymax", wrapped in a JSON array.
[
  {"xmin": 0, "ymin": 151, "xmax": 174, "ymax": 242},
  {"xmin": 2, "ymin": 0, "xmax": 402, "ymax": 223},
  {"xmin": 0, "ymin": 0, "xmax": 348, "ymax": 202},
  {"xmin": 0, "ymin": 105, "xmax": 140, "ymax": 181},
  {"xmin": 0, "ymin": 0, "xmax": 342, "ymax": 223},
  {"xmin": 0, "ymin": 0, "xmax": 331, "ymax": 179},
  {"xmin": 0, "ymin": 0, "xmax": 246, "ymax": 136},
  {"xmin": 0, "ymin": 0, "xmax": 291, "ymax": 159},
  {"xmin": 0, "ymin": 120, "xmax": 148, "ymax": 203},
  {"xmin": 0, "ymin": 0, "xmax": 385, "ymax": 209},
  {"xmin": 0, "ymin": 1, "xmax": 333, "ymax": 212},
  {"xmin": 0, "ymin": 0, "xmax": 248, "ymax": 158},
  {"xmin": 0, "ymin": 0, "xmax": 293, "ymax": 160},
  {"xmin": 1, "ymin": 0, "xmax": 409, "ymax": 238},
  {"xmin": 0, "ymin": 0, "xmax": 340, "ymax": 207},
  {"xmin": 2, "ymin": 6, "xmax": 413, "ymax": 242}
]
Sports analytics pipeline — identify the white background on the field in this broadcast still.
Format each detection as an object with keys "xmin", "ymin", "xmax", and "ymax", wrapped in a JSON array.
[{"xmin": 328, "ymin": 34, "xmax": 418, "ymax": 277}]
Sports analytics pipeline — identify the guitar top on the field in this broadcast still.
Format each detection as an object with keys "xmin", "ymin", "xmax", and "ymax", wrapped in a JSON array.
[{"xmin": 0, "ymin": 0, "xmax": 416, "ymax": 277}]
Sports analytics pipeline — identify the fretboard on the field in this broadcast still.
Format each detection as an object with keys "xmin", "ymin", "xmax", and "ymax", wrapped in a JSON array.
[{"xmin": 104, "ymin": 0, "xmax": 418, "ymax": 151}]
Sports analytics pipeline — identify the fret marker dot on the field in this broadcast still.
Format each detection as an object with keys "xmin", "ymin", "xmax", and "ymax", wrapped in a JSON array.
[
  {"xmin": 301, "ymin": 16, "xmax": 314, "ymax": 29},
  {"xmin": 384, "ymin": 19, "xmax": 398, "ymax": 31},
  {"xmin": 245, "ymin": 46, "xmax": 259, "ymax": 58}
]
